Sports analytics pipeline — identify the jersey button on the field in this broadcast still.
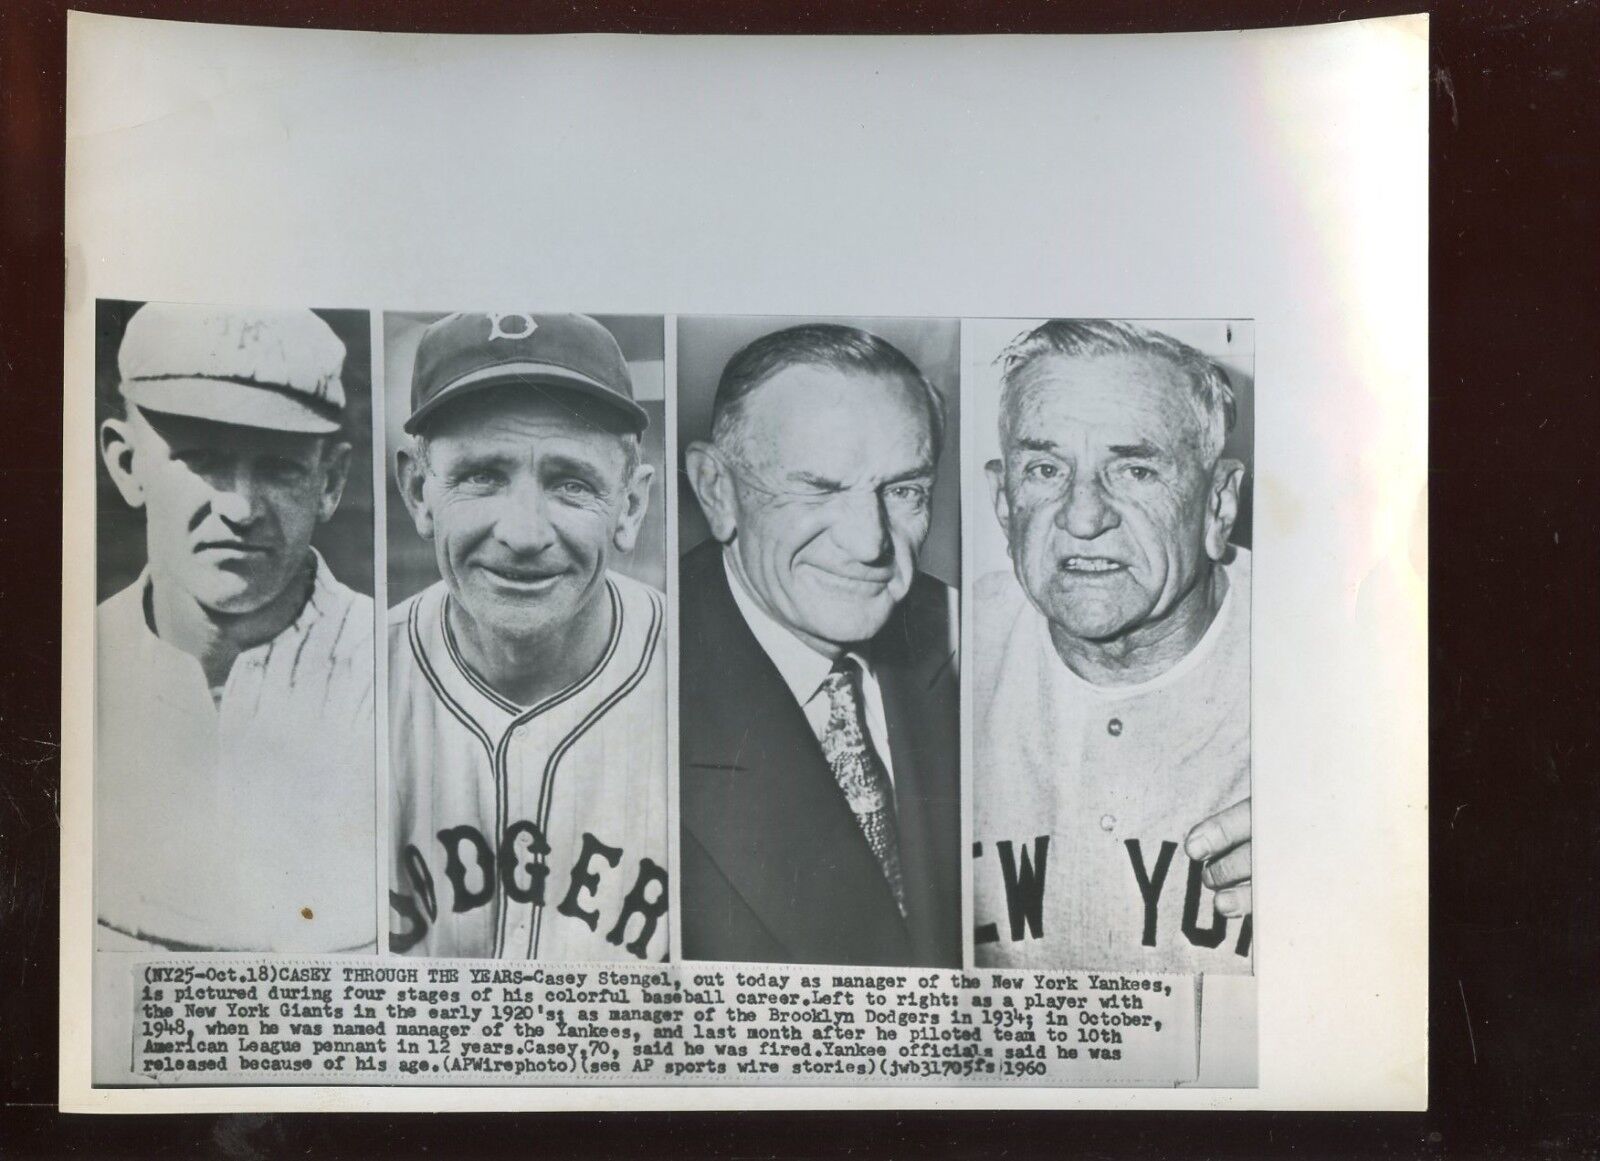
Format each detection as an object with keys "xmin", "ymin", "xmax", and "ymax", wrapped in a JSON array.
[
  {"xmin": 1099, "ymin": 814, "xmax": 1117, "ymax": 832},
  {"xmin": 1107, "ymin": 717, "xmax": 1123, "ymax": 736}
]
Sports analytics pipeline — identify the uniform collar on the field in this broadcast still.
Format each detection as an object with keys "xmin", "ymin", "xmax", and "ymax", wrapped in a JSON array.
[{"xmin": 416, "ymin": 575, "xmax": 627, "ymax": 733}]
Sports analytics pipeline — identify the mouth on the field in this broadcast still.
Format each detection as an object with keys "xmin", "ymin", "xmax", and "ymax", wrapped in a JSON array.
[
  {"xmin": 805, "ymin": 566, "xmax": 895, "ymax": 594},
  {"xmin": 480, "ymin": 563, "xmax": 567, "ymax": 590},
  {"xmin": 1059, "ymin": 556, "xmax": 1126, "ymax": 575},
  {"xmin": 196, "ymin": 540, "xmax": 273, "ymax": 557}
]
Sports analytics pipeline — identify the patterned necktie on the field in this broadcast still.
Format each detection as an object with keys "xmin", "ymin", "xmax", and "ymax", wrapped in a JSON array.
[{"xmin": 819, "ymin": 657, "xmax": 907, "ymax": 917}]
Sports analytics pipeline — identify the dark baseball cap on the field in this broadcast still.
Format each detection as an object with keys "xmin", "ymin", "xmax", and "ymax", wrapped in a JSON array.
[{"xmin": 404, "ymin": 312, "xmax": 648, "ymax": 435}]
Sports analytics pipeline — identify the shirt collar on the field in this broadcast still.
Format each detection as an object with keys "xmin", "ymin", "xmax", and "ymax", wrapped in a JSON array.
[
  {"xmin": 722, "ymin": 548, "xmax": 872, "ymax": 708},
  {"xmin": 297, "ymin": 548, "xmax": 341, "ymax": 629}
]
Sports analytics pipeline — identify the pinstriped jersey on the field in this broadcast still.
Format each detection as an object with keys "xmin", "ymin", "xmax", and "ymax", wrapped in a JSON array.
[
  {"xmin": 95, "ymin": 553, "xmax": 377, "ymax": 953},
  {"xmin": 388, "ymin": 572, "xmax": 669, "ymax": 961}
]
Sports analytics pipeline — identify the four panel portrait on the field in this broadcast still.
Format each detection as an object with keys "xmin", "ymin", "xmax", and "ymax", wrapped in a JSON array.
[{"xmin": 91, "ymin": 305, "xmax": 1254, "ymax": 980}]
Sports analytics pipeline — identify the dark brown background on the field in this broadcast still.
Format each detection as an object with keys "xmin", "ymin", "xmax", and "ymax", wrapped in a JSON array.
[{"xmin": 5, "ymin": 1, "xmax": 1599, "ymax": 1158}]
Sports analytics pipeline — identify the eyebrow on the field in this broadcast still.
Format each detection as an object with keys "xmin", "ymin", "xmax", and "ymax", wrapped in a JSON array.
[
  {"xmin": 882, "ymin": 465, "xmax": 936, "ymax": 486},
  {"xmin": 447, "ymin": 447, "xmax": 608, "ymax": 476},
  {"xmin": 447, "ymin": 448, "xmax": 516, "ymax": 472},
  {"xmin": 541, "ymin": 452, "xmax": 609, "ymax": 481},
  {"xmin": 786, "ymin": 466, "xmax": 935, "ymax": 491},
  {"xmin": 788, "ymin": 471, "xmax": 845, "ymax": 492},
  {"xmin": 1013, "ymin": 437, "xmax": 1059, "ymax": 453},
  {"xmin": 1011, "ymin": 437, "xmax": 1172, "ymax": 462},
  {"xmin": 1107, "ymin": 441, "xmax": 1170, "ymax": 460}
]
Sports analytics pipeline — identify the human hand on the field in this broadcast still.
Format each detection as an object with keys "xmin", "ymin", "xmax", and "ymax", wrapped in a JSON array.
[{"xmin": 1185, "ymin": 797, "xmax": 1251, "ymax": 918}]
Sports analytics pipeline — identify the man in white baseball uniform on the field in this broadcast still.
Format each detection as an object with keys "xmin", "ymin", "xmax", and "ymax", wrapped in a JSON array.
[
  {"xmin": 972, "ymin": 320, "xmax": 1253, "ymax": 974},
  {"xmin": 388, "ymin": 312, "xmax": 668, "ymax": 961},
  {"xmin": 95, "ymin": 303, "xmax": 376, "ymax": 953}
]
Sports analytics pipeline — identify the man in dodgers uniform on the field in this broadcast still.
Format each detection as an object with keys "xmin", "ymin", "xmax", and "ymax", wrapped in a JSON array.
[
  {"xmin": 389, "ymin": 312, "xmax": 668, "ymax": 961},
  {"xmin": 96, "ymin": 303, "xmax": 375, "ymax": 953},
  {"xmin": 973, "ymin": 320, "xmax": 1253, "ymax": 974}
]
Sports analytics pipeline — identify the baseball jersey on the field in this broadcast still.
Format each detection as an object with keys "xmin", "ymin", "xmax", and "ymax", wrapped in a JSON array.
[
  {"xmin": 388, "ymin": 572, "xmax": 669, "ymax": 961},
  {"xmin": 95, "ymin": 552, "xmax": 377, "ymax": 953},
  {"xmin": 972, "ymin": 550, "xmax": 1252, "ymax": 974}
]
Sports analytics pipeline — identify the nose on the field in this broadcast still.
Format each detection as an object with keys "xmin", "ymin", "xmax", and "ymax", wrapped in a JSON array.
[
  {"xmin": 831, "ymin": 490, "xmax": 894, "ymax": 565},
  {"xmin": 493, "ymin": 478, "xmax": 560, "ymax": 554},
  {"xmin": 209, "ymin": 465, "xmax": 265, "ymax": 527},
  {"xmin": 1056, "ymin": 472, "xmax": 1121, "ymax": 540}
]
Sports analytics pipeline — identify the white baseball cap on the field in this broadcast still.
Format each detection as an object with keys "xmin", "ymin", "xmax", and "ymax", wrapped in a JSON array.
[{"xmin": 117, "ymin": 303, "xmax": 348, "ymax": 434}]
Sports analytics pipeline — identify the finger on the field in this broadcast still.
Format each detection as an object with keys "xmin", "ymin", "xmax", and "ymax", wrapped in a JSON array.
[
  {"xmin": 1200, "ymin": 841, "xmax": 1252, "ymax": 889},
  {"xmin": 1215, "ymin": 883, "xmax": 1252, "ymax": 919},
  {"xmin": 1185, "ymin": 797, "xmax": 1251, "ymax": 861}
]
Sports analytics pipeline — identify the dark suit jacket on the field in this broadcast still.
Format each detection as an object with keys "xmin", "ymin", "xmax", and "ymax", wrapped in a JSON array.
[{"xmin": 679, "ymin": 537, "xmax": 961, "ymax": 967}]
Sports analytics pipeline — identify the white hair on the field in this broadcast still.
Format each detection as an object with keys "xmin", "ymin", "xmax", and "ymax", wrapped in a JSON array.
[{"xmin": 998, "ymin": 319, "xmax": 1237, "ymax": 463}]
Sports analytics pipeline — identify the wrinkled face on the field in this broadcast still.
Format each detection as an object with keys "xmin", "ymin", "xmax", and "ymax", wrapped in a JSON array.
[
  {"xmin": 117, "ymin": 408, "xmax": 342, "ymax": 615},
  {"xmin": 991, "ymin": 352, "xmax": 1225, "ymax": 644},
  {"xmin": 725, "ymin": 366, "xmax": 937, "ymax": 651},
  {"xmin": 410, "ymin": 391, "xmax": 646, "ymax": 647}
]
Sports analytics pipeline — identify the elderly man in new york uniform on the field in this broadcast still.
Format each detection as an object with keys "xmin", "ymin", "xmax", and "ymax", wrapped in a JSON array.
[
  {"xmin": 388, "ymin": 313, "xmax": 668, "ymax": 962},
  {"xmin": 96, "ymin": 303, "xmax": 375, "ymax": 953},
  {"xmin": 680, "ymin": 323, "xmax": 961, "ymax": 968},
  {"xmin": 973, "ymin": 320, "xmax": 1253, "ymax": 973}
]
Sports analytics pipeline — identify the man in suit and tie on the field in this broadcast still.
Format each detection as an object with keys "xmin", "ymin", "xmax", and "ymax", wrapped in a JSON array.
[{"xmin": 679, "ymin": 323, "xmax": 960, "ymax": 968}]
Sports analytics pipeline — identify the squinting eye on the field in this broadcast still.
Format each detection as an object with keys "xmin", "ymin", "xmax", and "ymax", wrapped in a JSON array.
[
  {"xmin": 1024, "ymin": 461, "xmax": 1061, "ymax": 481},
  {"xmin": 1123, "ymin": 465, "xmax": 1157, "ymax": 482},
  {"xmin": 885, "ymin": 484, "xmax": 929, "ymax": 506},
  {"xmin": 462, "ymin": 470, "xmax": 503, "ymax": 489},
  {"xmin": 264, "ymin": 459, "xmax": 307, "ymax": 481}
]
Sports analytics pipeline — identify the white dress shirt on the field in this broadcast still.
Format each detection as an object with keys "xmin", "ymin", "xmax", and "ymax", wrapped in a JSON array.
[{"xmin": 722, "ymin": 550, "xmax": 897, "ymax": 787}]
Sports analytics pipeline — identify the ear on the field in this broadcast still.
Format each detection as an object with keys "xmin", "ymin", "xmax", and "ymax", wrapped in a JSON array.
[
  {"xmin": 316, "ymin": 440, "xmax": 352, "ymax": 524},
  {"xmin": 612, "ymin": 462, "xmax": 655, "ymax": 554},
  {"xmin": 684, "ymin": 441, "xmax": 739, "ymax": 543},
  {"xmin": 100, "ymin": 417, "xmax": 146, "ymax": 510},
  {"xmin": 395, "ymin": 443, "xmax": 435, "ymax": 540},
  {"xmin": 985, "ymin": 458, "xmax": 1013, "ymax": 544},
  {"xmin": 1204, "ymin": 458, "xmax": 1245, "ymax": 561}
]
